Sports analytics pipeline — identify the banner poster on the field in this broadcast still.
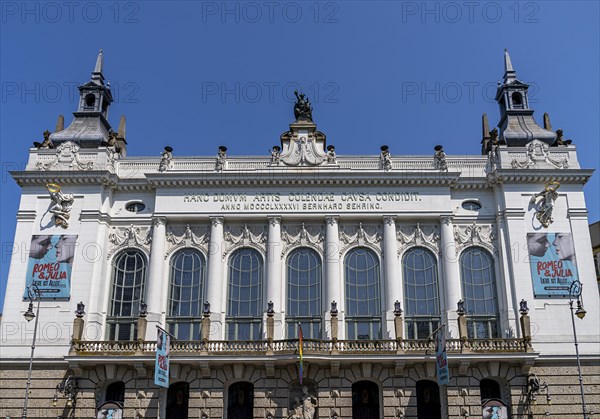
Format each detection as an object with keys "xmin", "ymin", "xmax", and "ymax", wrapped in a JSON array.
[
  {"xmin": 435, "ymin": 327, "xmax": 449, "ymax": 385},
  {"xmin": 96, "ymin": 402, "xmax": 123, "ymax": 419},
  {"xmin": 482, "ymin": 399, "xmax": 509, "ymax": 419},
  {"xmin": 24, "ymin": 235, "xmax": 76, "ymax": 299},
  {"xmin": 527, "ymin": 233, "xmax": 578, "ymax": 298},
  {"xmin": 154, "ymin": 328, "xmax": 170, "ymax": 388}
]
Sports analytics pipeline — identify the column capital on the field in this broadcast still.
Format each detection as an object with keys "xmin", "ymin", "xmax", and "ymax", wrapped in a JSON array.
[
  {"xmin": 152, "ymin": 216, "xmax": 167, "ymax": 227},
  {"xmin": 210, "ymin": 216, "xmax": 224, "ymax": 227},
  {"xmin": 325, "ymin": 216, "xmax": 339, "ymax": 226},
  {"xmin": 382, "ymin": 215, "xmax": 397, "ymax": 226},
  {"xmin": 267, "ymin": 216, "xmax": 281, "ymax": 226},
  {"xmin": 440, "ymin": 216, "xmax": 453, "ymax": 226}
]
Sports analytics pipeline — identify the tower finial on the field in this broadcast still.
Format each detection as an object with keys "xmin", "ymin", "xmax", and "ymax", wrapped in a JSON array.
[
  {"xmin": 503, "ymin": 48, "xmax": 516, "ymax": 84},
  {"xmin": 91, "ymin": 49, "xmax": 105, "ymax": 85}
]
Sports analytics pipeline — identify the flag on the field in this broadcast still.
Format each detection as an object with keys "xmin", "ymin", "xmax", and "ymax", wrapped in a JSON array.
[{"xmin": 298, "ymin": 323, "xmax": 304, "ymax": 385}]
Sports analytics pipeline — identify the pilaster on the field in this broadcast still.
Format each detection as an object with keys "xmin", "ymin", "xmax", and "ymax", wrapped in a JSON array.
[
  {"xmin": 145, "ymin": 217, "xmax": 166, "ymax": 339},
  {"xmin": 266, "ymin": 216, "xmax": 283, "ymax": 339},
  {"xmin": 206, "ymin": 216, "xmax": 224, "ymax": 339}
]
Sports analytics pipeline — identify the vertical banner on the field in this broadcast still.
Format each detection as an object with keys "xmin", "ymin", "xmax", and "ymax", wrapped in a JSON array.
[
  {"xmin": 527, "ymin": 233, "xmax": 578, "ymax": 297},
  {"xmin": 24, "ymin": 235, "xmax": 76, "ymax": 299},
  {"xmin": 154, "ymin": 328, "xmax": 170, "ymax": 388},
  {"xmin": 435, "ymin": 327, "xmax": 449, "ymax": 385}
]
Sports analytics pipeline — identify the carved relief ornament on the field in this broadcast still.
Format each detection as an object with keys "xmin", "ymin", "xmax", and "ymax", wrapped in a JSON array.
[
  {"xmin": 396, "ymin": 223, "xmax": 440, "ymax": 252},
  {"xmin": 35, "ymin": 141, "xmax": 94, "ymax": 171},
  {"xmin": 223, "ymin": 223, "xmax": 267, "ymax": 257},
  {"xmin": 281, "ymin": 223, "xmax": 324, "ymax": 256},
  {"xmin": 453, "ymin": 222, "xmax": 497, "ymax": 254},
  {"xmin": 338, "ymin": 223, "xmax": 382, "ymax": 254},
  {"xmin": 165, "ymin": 224, "xmax": 210, "ymax": 258},
  {"xmin": 510, "ymin": 139, "xmax": 569, "ymax": 169},
  {"xmin": 107, "ymin": 224, "xmax": 152, "ymax": 258}
]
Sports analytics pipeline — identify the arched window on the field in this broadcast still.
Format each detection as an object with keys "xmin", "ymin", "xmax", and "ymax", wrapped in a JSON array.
[
  {"xmin": 511, "ymin": 92, "xmax": 524, "ymax": 108},
  {"xmin": 344, "ymin": 247, "xmax": 381, "ymax": 340},
  {"xmin": 480, "ymin": 378, "xmax": 502, "ymax": 402},
  {"xmin": 167, "ymin": 249, "xmax": 206, "ymax": 340},
  {"xmin": 227, "ymin": 382, "xmax": 254, "ymax": 419},
  {"xmin": 227, "ymin": 248, "xmax": 263, "ymax": 341},
  {"xmin": 105, "ymin": 381, "xmax": 125, "ymax": 403},
  {"xmin": 403, "ymin": 247, "xmax": 440, "ymax": 339},
  {"xmin": 167, "ymin": 382, "xmax": 190, "ymax": 419},
  {"xmin": 416, "ymin": 380, "xmax": 441, "ymax": 419},
  {"xmin": 460, "ymin": 247, "xmax": 499, "ymax": 338},
  {"xmin": 286, "ymin": 248, "xmax": 322, "ymax": 339},
  {"xmin": 352, "ymin": 381, "xmax": 380, "ymax": 419},
  {"xmin": 107, "ymin": 250, "xmax": 147, "ymax": 340}
]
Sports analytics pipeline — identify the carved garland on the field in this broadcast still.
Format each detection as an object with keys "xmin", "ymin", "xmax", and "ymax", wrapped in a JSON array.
[
  {"xmin": 35, "ymin": 141, "xmax": 95, "ymax": 171},
  {"xmin": 165, "ymin": 224, "xmax": 210, "ymax": 259},
  {"xmin": 107, "ymin": 224, "xmax": 152, "ymax": 258},
  {"xmin": 453, "ymin": 222, "xmax": 497, "ymax": 255},
  {"xmin": 281, "ymin": 223, "xmax": 324, "ymax": 257},
  {"xmin": 396, "ymin": 223, "xmax": 440, "ymax": 254},
  {"xmin": 222, "ymin": 224, "xmax": 267, "ymax": 258},
  {"xmin": 338, "ymin": 223, "xmax": 382, "ymax": 255}
]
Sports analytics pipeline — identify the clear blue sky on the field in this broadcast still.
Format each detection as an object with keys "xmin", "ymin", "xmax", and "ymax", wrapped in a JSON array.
[{"xmin": 1, "ymin": 1, "xmax": 598, "ymax": 312}]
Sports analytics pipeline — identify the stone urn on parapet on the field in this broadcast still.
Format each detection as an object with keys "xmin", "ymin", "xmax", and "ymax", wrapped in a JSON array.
[{"xmin": 279, "ymin": 91, "xmax": 328, "ymax": 167}]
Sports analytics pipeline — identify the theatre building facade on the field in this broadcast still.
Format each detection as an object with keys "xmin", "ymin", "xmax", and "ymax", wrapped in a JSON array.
[{"xmin": 1, "ymin": 50, "xmax": 599, "ymax": 419}]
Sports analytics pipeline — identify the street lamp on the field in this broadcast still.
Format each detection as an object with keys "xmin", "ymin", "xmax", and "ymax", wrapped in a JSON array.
[
  {"xmin": 569, "ymin": 280, "xmax": 588, "ymax": 419},
  {"xmin": 22, "ymin": 284, "xmax": 42, "ymax": 419}
]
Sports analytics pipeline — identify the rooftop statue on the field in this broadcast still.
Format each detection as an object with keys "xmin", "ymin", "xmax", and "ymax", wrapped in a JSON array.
[{"xmin": 293, "ymin": 91, "xmax": 313, "ymax": 122}]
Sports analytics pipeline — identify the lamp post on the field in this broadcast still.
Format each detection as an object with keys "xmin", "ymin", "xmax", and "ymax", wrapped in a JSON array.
[
  {"xmin": 22, "ymin": 284, "xmax": 42, "ymax": 419},
  {"xmin": 569, "ymin": 280, "xmax": 588, "ymax": 419}
]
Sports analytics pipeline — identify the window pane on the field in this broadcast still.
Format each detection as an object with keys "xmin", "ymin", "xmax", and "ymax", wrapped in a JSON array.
[
  {"xmin": 460, "ymin": 247, "xmax": 499, "ymax": 338},
  {"xmin": 227, "ymin": 248, "xmax": 263, "ymax": 340},
  {"xmin": 345, "ymin": 247, "xmax": 382, "ymax": 339},
  {"xmin": 107, "ymin": 250, "xmax": 147, "ymax": 340},
  {"xmin": 403, "ymin": 247, "xmax": 440, "ymax": 338}
]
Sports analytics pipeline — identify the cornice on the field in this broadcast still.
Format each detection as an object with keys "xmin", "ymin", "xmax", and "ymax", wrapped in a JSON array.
[{"xmin": 488, "ymin": 169, "xmax": 594, "ymax": 185}]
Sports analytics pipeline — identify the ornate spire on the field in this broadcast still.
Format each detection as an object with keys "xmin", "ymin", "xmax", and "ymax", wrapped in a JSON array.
[
  {"xmin": 503, "ymin": 48, "xmax": 516, "ymax": 84},
  {"xmin": 91, "ymin": 49, "xmax": 105, "ymax": 85},
  {"xmin": 494, "ymin": 50, "xmax": 556, "ymax": 147},
  {"xmin": 49, "ymin": 49, "xmax": 113, "ymax": 148}
]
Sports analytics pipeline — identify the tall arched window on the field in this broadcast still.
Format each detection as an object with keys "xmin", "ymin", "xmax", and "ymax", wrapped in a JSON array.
[
  {"xmin": 403, "ymin": 247, "xmax": 440, "ymax": 339},
  {"xmin": 344, "ymin": 247, "xmax": 381, "ymax": 340},
  {"xmin": 107, "ymin": 249, "xmax": 147, "ymax": 340},
  {"xmin": 167, "ymin": 249, "xmax": 206, "ymax": 340},
  {"xmin": 460, "ymin": 247, "xmax": 499, "ymax": 338},
  {"xmin": 416, "ymin": 380, "xmax": 441, "ymax": 419},
  {"xmin": 287, "ymin": 248, "xmax": 322, "ymax": 339},
  {"xmin": 227, "ymin": 381, "xmax": 254, "ymax": 419},
  {"xmin": 167, "ymin": 382, "xmax": 190, "ymax": 419},
  {"xmin": 227, "ymin": 248, "xmax": 264, "ymax": 341}
]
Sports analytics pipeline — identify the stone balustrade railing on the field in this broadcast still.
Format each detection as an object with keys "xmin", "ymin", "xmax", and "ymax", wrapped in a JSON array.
[{"xmin": 71, "ymin": 338, "xmax": 530, "ymax": 356}]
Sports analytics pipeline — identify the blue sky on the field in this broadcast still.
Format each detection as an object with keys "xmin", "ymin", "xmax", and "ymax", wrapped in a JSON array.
[{"xmin": 1, "ymin": 1, "xmax": 599, "ymax": 312}]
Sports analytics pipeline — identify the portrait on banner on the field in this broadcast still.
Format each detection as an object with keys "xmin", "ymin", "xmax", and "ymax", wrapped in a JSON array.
[
  {"xmin": 24, "ymin": 234, "xmax": 76, "ymax": 299},
  {"xmin": 527, "ymin": 232, "xmax": 578, "ymax": 297}
]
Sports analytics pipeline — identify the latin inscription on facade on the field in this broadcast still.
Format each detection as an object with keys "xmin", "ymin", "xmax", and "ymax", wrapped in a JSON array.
[{"xmin": 181, "ymin": 191, "xmax": 422, "ymax": 212}]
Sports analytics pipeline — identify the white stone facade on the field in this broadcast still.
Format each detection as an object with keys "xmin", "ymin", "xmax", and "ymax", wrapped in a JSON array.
[{"xmin": 1, "ymin": 52, "xmax": 599, "ymax": 419}]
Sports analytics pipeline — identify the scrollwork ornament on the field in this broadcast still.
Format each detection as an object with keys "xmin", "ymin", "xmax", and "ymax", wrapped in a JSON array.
[{"xmin": 36, "ymin": 141, "xmax": 94, "ymax": 171}]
